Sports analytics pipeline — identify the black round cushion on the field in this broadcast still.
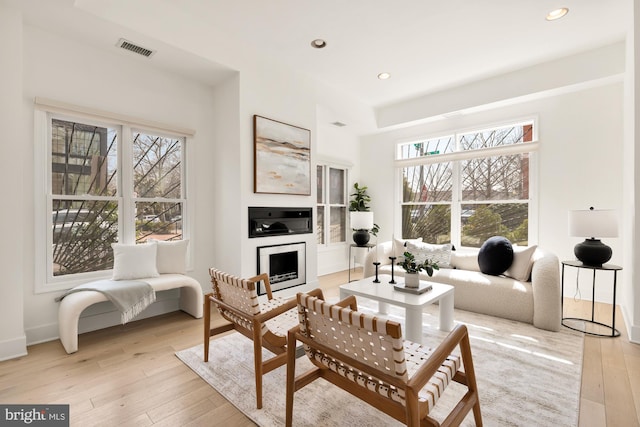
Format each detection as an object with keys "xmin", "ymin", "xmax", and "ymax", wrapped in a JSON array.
[{"xmin": 478, "ymin": 236, "xmax": 514, "ymax": 276}]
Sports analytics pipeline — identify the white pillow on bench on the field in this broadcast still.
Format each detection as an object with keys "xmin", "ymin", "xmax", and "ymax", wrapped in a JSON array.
[{"xmin": 112, "ymin": 243, "xmax": 159, "ymax": 280}]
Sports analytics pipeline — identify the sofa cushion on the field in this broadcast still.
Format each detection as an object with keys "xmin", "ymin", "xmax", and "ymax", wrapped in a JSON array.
[
  {"xmin": 478, "ymin": 236, "xmax": 514, "ymax": 276},
  {"xmin": 504, "ymin": 245, "xmax": 538, "ymax": 281},
  {"xmin": 392, "ymin": 237, "xmax": 422, "ymax": 258},
  {"xmin": 405, "ymin": 241, "xmax": 452, "ymax": 268},
  {"xmin": 451, "ymin": 251, "xmax": 481, "ymax": 272}
]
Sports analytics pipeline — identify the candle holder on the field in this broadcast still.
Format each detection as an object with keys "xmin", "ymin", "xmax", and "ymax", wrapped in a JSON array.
[
  {"xmin": 372, "ymin": 262, "xmax": 380, "ymax": 283},
  {"xmin": 388, "ymin": 256, "xmax": 397, "ymax": 284}
]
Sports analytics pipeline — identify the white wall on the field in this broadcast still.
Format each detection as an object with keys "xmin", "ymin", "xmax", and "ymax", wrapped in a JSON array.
[
  {"xmin": 0, "ymin": 5, "xmax": 27, "ymax": 361},
  {"xmin": 0, "ymin": 9, "xmax": 372, "ymax": 357},
  {"xmin": 19, "ymin": 24, "xmax": 219, "ymax": 345},
  {"xmin": 361, "ymin": 82, "xmax": 624, "ymax": 304}
]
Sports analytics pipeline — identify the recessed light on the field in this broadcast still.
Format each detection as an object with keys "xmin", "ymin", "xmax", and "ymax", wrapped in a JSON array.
[
  {"xmin": 377, "ymin": 72, "xmax": 391, "ymax": 80},
  {"xmin": 546, "ymin": 8, "xmax": 569, "ymax": 21},
  {"xmin": 311, "ymin": 39, "xmax": 327, "ymax": 49}
]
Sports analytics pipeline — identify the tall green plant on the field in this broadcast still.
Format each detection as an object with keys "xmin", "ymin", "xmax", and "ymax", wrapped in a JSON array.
[{"xmin": 349, "ymin": 182, "xmax": 371, "ymax": 212}]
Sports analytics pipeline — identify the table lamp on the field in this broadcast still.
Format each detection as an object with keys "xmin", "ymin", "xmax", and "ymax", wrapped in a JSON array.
[
  {"xmin": 350, "ymin": 211, "xmax": 373, "ymax": 246},
  {"xmin": 568, "ymin": 207, "xmax": 618, "ymax": 266}
]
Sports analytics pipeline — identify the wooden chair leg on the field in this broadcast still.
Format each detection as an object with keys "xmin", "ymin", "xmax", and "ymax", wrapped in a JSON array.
[
  {"xmin": 285, "ymin": 329, "xmax": 297, "ymax": 427},
  {"xmin": 203, "ymin": 294, "xmax": 212, "ymax": 362},
  {"xmin": 253, "ymin": 328, "xmax": 264, "ymax": 409}
]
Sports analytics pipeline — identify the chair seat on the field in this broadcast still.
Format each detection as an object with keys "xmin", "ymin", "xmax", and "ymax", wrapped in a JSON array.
[
  {"xmin": 263, "ymin": 300, "xmax": 299, "ymax": 337},
  {"xmin": 304, "ymin": 340, "xmax": 461, "ymax": 412},
  {"xmin": 404, "ymin": 340, "xmax": 461, "ymax": 411}
]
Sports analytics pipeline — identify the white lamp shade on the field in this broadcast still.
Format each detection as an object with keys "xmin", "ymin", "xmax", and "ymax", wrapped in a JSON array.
[
  {"xmin": 568, "ymin": 209, "xmax": 618, "ymax": 238},
  {"xmin": 350, "ymin": 211, "xmax": 374, "ymax": 230}
]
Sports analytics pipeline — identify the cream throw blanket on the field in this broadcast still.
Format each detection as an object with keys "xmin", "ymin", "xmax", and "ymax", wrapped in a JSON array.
[{"xmin": 56, "ymin": 279, "xmax": 156, "ymax": 324}]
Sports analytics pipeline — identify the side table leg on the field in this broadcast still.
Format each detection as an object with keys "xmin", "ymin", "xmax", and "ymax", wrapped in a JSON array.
[
  {"xmin": 405, "ymin": 307, "xmax": 423, "ymax": 344},
  {"xmin": 439, "ymin": 293, "xmax": 454, "ymax": 332}
]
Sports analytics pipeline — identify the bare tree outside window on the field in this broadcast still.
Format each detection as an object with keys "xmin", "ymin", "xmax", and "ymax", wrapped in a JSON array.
[{"xmin": 399, "ymin": 123, "xmax": 533, "ymax": 248}]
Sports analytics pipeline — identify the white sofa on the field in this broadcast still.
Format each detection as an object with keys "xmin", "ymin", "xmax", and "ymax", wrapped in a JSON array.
[{"xmin": 363, "ymin": 241, "xmax": 561, "ymax": 331}]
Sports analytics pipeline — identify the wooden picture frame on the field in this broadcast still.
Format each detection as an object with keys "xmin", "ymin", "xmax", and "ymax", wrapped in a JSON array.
[{"xmin": 253, "ymin": 115, "xmax": 311, "ymax": 195}]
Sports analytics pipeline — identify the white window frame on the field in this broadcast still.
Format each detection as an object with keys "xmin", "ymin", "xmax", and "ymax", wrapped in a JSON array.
[
  {"xmin": 394, "ymin": 117, "xmax": 539, "ymax": 249},
  {"xmin": 34, "ymin": 99, "xmax": 194, "ymax": 293}
]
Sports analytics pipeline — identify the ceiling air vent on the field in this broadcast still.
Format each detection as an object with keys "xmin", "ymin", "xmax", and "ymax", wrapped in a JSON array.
[{"xmin": 116, "ymin": 38, "xmax": 155, "ymax": 58}]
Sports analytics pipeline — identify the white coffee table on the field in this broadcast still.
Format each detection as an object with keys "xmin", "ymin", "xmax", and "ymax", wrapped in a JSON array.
[{"xmin": 339, "ymin": 274, "xmax": 454, "ymax": 344}]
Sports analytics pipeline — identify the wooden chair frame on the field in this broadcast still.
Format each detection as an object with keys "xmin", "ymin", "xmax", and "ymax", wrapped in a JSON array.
[
  {"xmin": 204, "ymin": 268, "xmax": 322, "ymax": 409},
  {"xmin": 285, "ymin": 293, "xmax": 482, "ymax": 427}
]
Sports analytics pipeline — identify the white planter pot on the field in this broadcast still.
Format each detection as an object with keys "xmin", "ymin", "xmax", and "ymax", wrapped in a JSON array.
[{"xmin": 404, "ymin": 272, "xmax": 420, "ymax": 288}]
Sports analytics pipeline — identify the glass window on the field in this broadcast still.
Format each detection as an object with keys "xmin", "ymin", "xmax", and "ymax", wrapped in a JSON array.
[
  {"xmin": 41, "ymin": 113, "xmax": 188, "ymax": 286},
  {"xmin": 398, "ymin": 121, "xmax": 534, "ymax": 248},
  {"xmin": 317, "ymin": 164, "xmax": 348, "ymax": 245}
]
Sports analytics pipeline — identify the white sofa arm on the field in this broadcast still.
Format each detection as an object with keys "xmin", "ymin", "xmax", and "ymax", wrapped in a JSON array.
[
  {"xmin": 530, "ymin": 249, "xmax": 561, "ymax": 331},
  {"xmin": 363, "ymin": 241, "xmax": 394, "ymax": 278}
]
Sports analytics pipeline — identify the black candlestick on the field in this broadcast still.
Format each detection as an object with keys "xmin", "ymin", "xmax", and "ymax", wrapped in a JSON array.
[
  {"xmin": 388, "ymin": 256, "xmax": 397, "ymax": 284},
  {"xmin": 373, "ymin": 262, "xmax": 380, "ymax": 283}
]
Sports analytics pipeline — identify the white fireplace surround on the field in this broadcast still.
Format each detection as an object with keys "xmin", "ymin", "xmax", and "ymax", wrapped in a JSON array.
[{"xmin": 257, "ymin": 242, "xmax": 306, "ymax": 295}]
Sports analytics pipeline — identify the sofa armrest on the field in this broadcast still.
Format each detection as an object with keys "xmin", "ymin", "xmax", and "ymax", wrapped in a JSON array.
[
  {"xmin": 530, "ymin": 249, "xmax": 561, "ymax": 331},
  {"xmin": 363, "ymin": 241, "xmax": 394, "ymax": 278}
]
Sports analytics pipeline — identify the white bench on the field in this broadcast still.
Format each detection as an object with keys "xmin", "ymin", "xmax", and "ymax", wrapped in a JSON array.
[{"xmin": 58, "ymin": 274, "xmax": 203, "ymax": 354}]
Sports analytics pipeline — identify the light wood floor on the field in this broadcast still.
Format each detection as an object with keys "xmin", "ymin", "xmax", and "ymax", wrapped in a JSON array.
[{"xmin": 0, "ymin": 269, "xmax": 638, "ymax": 426}]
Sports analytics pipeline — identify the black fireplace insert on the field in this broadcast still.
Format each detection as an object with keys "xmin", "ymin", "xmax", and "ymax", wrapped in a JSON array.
[{"xmin": 248, "ymin": 207, "xmax": 312, "ymax": 238}]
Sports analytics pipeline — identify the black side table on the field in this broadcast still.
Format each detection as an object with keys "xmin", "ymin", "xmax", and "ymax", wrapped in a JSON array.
[{"xmin": 561, "ymin": 260, "xmax": 622, "ymax": 337}]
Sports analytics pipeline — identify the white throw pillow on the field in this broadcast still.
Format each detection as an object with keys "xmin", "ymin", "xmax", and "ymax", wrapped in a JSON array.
[
  {"xmin": 405, "ymin": 241, "xmax": 453, "ymax": 268},
  {"xmin": 149, "ymin": 239, "xmax": 189, "ymax": 274},
  {"xmin": 504, "ymin": 245, "xmax": 538, "ymax": 281},
  {"xmin": 111, "ymin": 243, "xmax": 159, "ymax": 280},
  {"xmin": 450, "ymin": 251, "xmax": 481, "ymax": 272},
  {"xmin": 392, "ymin": 237, "xmax": 423, "ymax": 258}
]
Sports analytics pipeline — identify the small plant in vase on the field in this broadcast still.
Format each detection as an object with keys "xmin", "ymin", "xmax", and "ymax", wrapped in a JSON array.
[{"xmin": 397, "ymin": 251, "xmax": 439, "ymax": 288}]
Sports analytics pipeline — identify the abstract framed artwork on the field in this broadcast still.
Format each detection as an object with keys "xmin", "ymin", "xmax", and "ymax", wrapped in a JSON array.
[{"xmin": 253, "ymin": 115, "xmax": 311, "ymax": 195}]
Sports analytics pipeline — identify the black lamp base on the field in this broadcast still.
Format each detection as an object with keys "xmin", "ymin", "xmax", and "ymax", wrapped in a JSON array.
[{"xmin": 574, "ymin": 238, "xmax": 612, "ymax": 267}]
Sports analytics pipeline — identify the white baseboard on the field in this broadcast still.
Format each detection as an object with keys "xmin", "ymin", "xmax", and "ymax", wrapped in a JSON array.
[
  {"xmin": 621, "ymin": 304, "xmax": 640, "ymax": 344},
  {"xmin": 0, "ymin": 335, "xmax": 27, "ymax": 362}
]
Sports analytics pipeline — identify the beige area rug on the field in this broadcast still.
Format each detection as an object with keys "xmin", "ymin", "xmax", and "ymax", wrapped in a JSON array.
[{"xmin": 176, "ymin": 303, "xmax": 583, "ymax": 426}]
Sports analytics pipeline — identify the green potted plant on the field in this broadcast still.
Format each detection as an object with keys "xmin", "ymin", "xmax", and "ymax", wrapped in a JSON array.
[
  {"xmin": 397, "ymin": 251, "xmax": 439, "ymax": 288},
  {"xmin": 349, "ymin": 183, "xmax": 379, "ymax": 246}
]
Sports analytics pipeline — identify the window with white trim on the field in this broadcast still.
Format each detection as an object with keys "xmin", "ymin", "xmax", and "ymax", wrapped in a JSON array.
[
  {"xmin": 316, "ymin": 164, "xmax": 348, "ymax": 245},
  {"xmin": 36, "ymin": 107, "xmax": 189, "ymax": 290},
  {"xmin": 397, "ymin": 120, "xmax": 536, "ymax": 248}
]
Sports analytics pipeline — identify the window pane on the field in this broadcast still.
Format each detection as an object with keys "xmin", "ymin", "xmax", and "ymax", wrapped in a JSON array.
[
  {"xmin": 52, "ymin": 199, "xmax": 118, "ymax": 276},
  {"xmin": 135, "ymin": 201, "xmax": 183, "ymax": 242},
  {"xmin": 316, "ymin": 165, "xmax": 324, "ymax": 204},
  {"xmin": 51, "ymin": 119, "xmax": 117, "ymax": 197},
  {"xmin": 461, "ymin": 203, "xmax": 528, "ymax": 247},
  {"xmin": 402, "ymin": 163, "xmax": 452, "ymax": 203},
  {"xmin": 401, "ymin": 204, "xmax": 451, "ymax": 243},
  {"xmin": 329, "ymin": 168, "xmax": 344, "ymax": 204},
  {"xmin": 317, "ymin": 206, "xmax": 325, "ymax": 244},
  {"xmin": 329, "ymin": 206, "xmax": 346, "ymax": 244},
  {"xmin": 459, "ymin": 123, "xmax": 533, "ymax": 151},
  {"xmin": 461, "ymin": 153, "xmax": 529, "ymax": 201},
  {"xmin": 133, "ymin": 133, "xmax": 182, "ymax": 198},
  {"xmin": 397, "ymin": 136, "xmax": 454, "ymax": 160}
]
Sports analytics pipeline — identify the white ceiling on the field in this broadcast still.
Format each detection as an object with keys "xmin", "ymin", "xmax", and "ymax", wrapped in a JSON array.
[{"xmin": 8, "ymin": 0, "xmax": 631, "ymax": 110}]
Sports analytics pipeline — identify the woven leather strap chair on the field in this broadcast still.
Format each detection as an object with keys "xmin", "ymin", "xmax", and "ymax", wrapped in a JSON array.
[
  {"xmin": 205, "ymin": 268, "xmax": 322, "ymax": 409},
  {"xmin": 285, "ymin": 293, "xmax": 482, "ymax": 427}
]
